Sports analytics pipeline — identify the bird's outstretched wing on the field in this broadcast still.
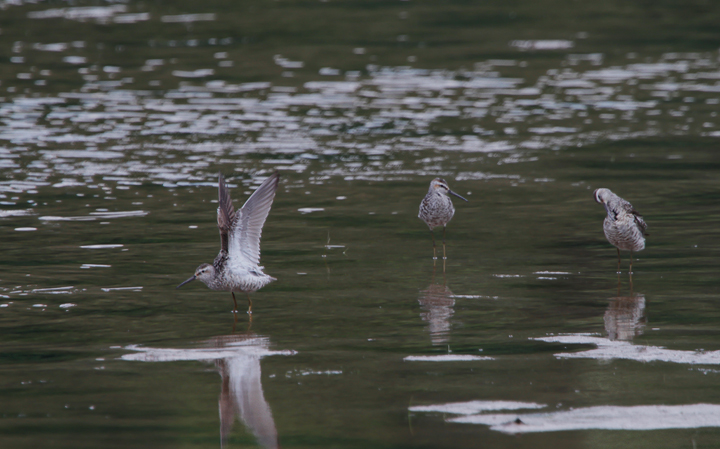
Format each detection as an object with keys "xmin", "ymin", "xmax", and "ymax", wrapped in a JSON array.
[
  {"xmin": 217, "ymin": 173, "xmax": 236, "ymax": 253},
  {"xmin": 228, "ymin": 172, "xmax": 280, "ymax": 267}
]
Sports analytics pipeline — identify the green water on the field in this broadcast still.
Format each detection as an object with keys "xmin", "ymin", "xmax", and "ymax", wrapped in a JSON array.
[{"xmin": 1, "ymin": 1, "xmax": 720, "ymax": 448}]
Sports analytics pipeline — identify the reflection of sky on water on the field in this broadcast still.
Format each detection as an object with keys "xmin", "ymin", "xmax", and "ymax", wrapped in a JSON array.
[
  {"xmin": 530, "ymin": 291, "xmax": 720, "ymax": 364},
  {"xmin": 409, "ymin": 290, "xmax": 720, "ymax": 433},
  {"xmin": 410, "ymin": 400, "xmax": 546, "ymax": 415},
  {"xmin": 121, "ymin": 335, "xmax": 296, "ymax": 449},
  {"xmin": 411, "ymin": 400, "xmax": 720, "ymax": 433},
  {"xmin": 404, "ymin": 354, "xmax": 493, "ymax": 362},
  {"xmin": 2, "ymin": 47, "xmax": 720, "ymax": 197},
  {"xmin": 534, "ymin": 333, "xmax": 720, "ymax": 365},
  {"xmin": 420, "ymin": 403, "xmax": 720, "ymax": 434}
]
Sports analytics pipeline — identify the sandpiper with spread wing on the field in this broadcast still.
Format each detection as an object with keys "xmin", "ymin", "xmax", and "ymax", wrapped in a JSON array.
[{"xmin": 177, "ymin": 172, "xmax": 280, "ymax": 314}]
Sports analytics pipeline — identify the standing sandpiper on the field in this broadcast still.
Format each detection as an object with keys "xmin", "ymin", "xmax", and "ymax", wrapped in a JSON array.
[
  {"xmin": 594, "ymin": 188, "xmax": 647, "ymax": 274},
  {"xmin": 418, "ymin": 178, "xmax": 468, "ymax": 260},
  {"xmin": 177, "ymin": 172, "xmax": 280, "ymax": 315}
]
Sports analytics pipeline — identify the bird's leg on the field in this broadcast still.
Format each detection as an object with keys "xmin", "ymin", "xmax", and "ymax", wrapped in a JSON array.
[
  {"xmin": 629, "ymin": 250, "xmax": 634, "ymax": 281},
  {"xmin": 430, "ymin": 230, "xmax": 437, "ymax": 260},
  {"xmin": 231, "ymin": 292, "xmax": 238, "ymax": 313},
  {"xmin": 442, "ymin": 226, "xmax": 447, "ymax": 260},
  {"xmin": 246, "ymin": 293, "xmax": 253, "ymax": 315},
  {"xmin": 616, "ymin": 248, "xmax": 621, "ymax": 274},
  {"xmin": 442, "ymin": 257, "xmax": 446, "ymax": 274}
]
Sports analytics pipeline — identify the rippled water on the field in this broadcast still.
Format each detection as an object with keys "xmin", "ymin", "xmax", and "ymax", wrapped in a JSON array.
[{"xmin": 2, "ymin": 1, "xmax": 720, "ymax": 448}]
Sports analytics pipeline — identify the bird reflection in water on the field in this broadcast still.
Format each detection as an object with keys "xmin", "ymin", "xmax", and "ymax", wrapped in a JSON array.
[
  {"xmin": 212, "ymin": 334, "xmax": 279, "ymax": 449},
  {"xmin": 418, "ymin": 267, "xmax": 455, "ymax": 346},
  {"xmin": 604, "ymin": 282, "xmax": 646, "ymax": 341},
  {"xmin": 121, "ymin": 332, "xmax": 295, "ymax": 448}
]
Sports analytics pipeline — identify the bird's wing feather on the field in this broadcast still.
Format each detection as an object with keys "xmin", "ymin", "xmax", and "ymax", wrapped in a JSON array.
[
  {"xmin": 228, "ymin": 172, "xmax": 280, "ymax": 267},
  {"xmin": 631, "ymin": 208, "xmax": 648, "ymax": 235},
  {"xmin": 217, "ymin": 173, "xmax": 235, "ymax": 253}
]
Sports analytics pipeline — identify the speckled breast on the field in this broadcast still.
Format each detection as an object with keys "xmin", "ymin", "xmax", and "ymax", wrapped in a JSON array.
[
  {"xmin": 419, "ymin": 194, "xmax": 455, "ymax": 228},
  {"xmin": 603, "ymin": 217, "xmax": 645, "ymax": 252}
]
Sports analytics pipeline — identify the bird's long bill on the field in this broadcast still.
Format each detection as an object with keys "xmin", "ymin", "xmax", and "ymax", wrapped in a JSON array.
[
  {"xmin": 176, "ymin": 275, "xmax": 196, "ymax": 289},
  {"xmin": 449, "ymin": 190, "xmax": 469, "ymax": 202}
]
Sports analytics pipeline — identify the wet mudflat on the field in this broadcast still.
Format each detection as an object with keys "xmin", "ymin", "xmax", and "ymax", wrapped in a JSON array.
[{"xmin": 1, "ymin": 1, "xmax": 720, "ymax": 448}]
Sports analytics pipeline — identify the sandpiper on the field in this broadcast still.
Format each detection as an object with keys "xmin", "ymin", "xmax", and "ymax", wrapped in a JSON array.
[
  {"xmin": 594, "ymin": 188, "xmax": 647, "ymax": 274},
  {"xmin": 418, "ymin": 178, "xmax": 468, "ymax": 260},
  {"xmin": 177, "ymin": 172, "xmax": 280, "ymax": 314}
]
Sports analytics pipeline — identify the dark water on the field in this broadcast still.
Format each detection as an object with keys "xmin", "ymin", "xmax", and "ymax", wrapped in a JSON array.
[{"xmin": 1, "ymin": 1, "xmax": 720, "ymax": 448}]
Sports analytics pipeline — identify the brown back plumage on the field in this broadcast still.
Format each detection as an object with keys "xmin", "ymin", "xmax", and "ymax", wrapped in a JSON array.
[{"xmin": 217, "ymin": 173, "xmax": 236, "ymax": 254}]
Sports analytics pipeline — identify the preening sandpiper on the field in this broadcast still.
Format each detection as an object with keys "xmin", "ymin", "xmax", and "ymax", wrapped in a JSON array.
[{"xmin": 594, "ymin": 188, "xmax": 647, "ymax": 274}]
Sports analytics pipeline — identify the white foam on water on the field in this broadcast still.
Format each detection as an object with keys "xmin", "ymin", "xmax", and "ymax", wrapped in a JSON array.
[
  {"xmin": 410, "ymin": 400, "xmax": 546, "ymax": 415},
  {"xmin": 160, "ymin": 13, "xmax": 216, "ymax": 23},
  {"xmin": 31, "ymin": 286, "xmax": 74, "ymax": 293},
  {"xmin": 404, "ymin": 355, "xmax": 495, "ymax": 362},
  {"xmin": 528, "ymin": 127, "xmax": 578, "ymax": 134},
  {"xmin": 0, "ymin": 210, "xmax": 32, "ymax": 218},
  {"xmin": 113, "ymin": 13, "xmax": 150, "ymax": 24},
  {"xmin": 172, "ymin": 69, "xmax": 215, "ymax": 78},
  {"xmin": 63, "ymin": 56, "xmax": 87, "ymax": 64},
  {"xmin": 32, "ymin": 43, "xmax": 69, "ymax": 52},
  {"xmin": 448, "ymin": 404, "xmax": 720, "ymax": 433},
  {"xmin": 510, "ymin": 40, "xmax": 574, "ymax": 50},
  {"xmin": 535, "ymin": 334, "xmax": 720, "ymax": 365},
  {"xmin": 101, "ymin": 287, "xmax": 143, "ymax": 292},
  {"xmin": 28, "ymin": 5, "xmax": 127, "ymax": 22},
  {"xmin": 88, "ymin": 211, "xmax": 148, "ymax": 218},
  {"xmin": 291, "ymin": 369, "xmax": 342, "ymax": 376},
  {"xmin": 50, "ymin": 150, "xmax": 124, "ymax": 159},
  {"xmin": 42, "ymin": 211, "xmax": 146, "ymax": 221},
  {"xmin": 121, "ymin": 339, "xmax": 296, "ymax": 363},
  {"xmin": 298, "ymin": 208, "xmax": 324, "ymax": 214}
]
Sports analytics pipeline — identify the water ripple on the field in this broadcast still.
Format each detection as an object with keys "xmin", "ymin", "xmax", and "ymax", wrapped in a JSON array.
[{"xmin": 0, "ymin": 52, "xmax": 718, "ymax": 194}]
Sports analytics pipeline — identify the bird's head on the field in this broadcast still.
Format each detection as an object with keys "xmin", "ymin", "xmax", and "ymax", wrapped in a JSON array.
[
  {"xmin": 177, "ymin": 263, "xmax": 215, "ymax": 289},
  {"xmin": 430, "ymin": 178, "xmax": 450, "ymax": 193},
  {"xmin": 430, "ymin": 178, "xmax": 468, "ymax": 202},
  {"xmin": 593, "ymin": 188, "xmax": 612, "ymax": 205}
]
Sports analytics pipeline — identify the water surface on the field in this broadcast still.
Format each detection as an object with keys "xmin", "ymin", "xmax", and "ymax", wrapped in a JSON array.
[{"xmin": 1, "ymin": 1, "xmax": 720, "ymax": 448}]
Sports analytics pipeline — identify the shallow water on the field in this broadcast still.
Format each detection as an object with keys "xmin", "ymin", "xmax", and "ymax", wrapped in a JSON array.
[{"xmin": 1, "ymin": 1, "xmax": 720, "ymax": 448}]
